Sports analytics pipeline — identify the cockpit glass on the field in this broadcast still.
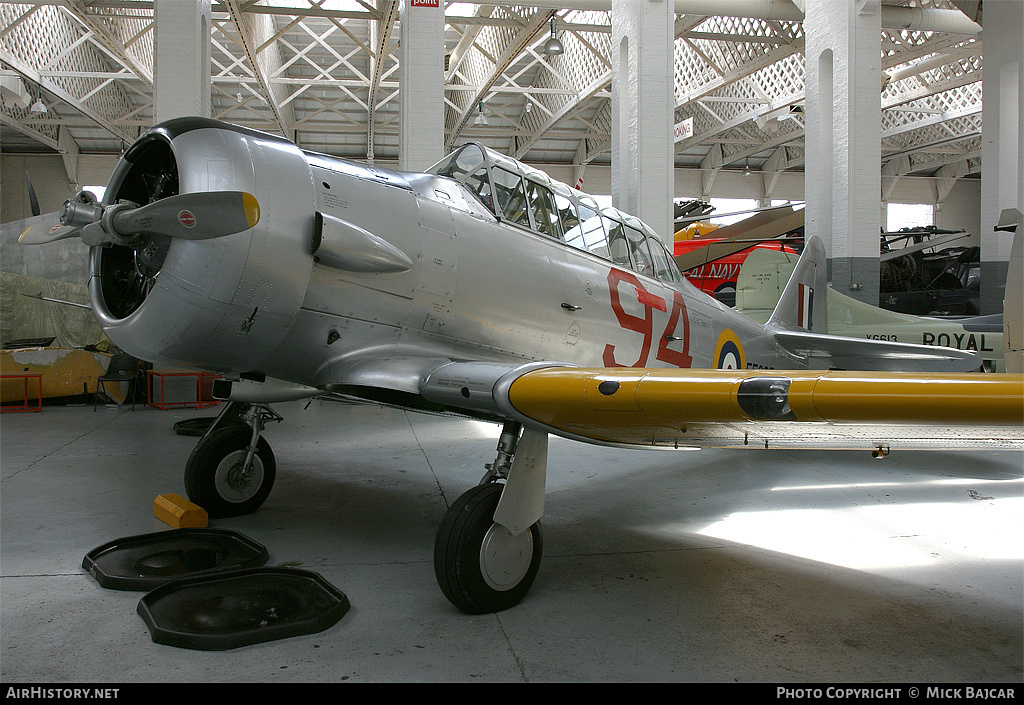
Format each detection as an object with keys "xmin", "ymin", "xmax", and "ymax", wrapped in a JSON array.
[
  {"xmin": 624, "ymin": 225, "xmax": 654, "ymax": 276},
  {"xmin": 492, "ymin": 167, "xmax": 531, "ymax": 227},
  {"xmin": 430, "ymin": 144, "xmax": 485, "ymax": 180},
  {"xmin": 464, "ymin": 167, "xmax": 493, "ymax": 212},
  {"xmin": 605, "ymin": 219, "xmax": 632, "ymax": 268},
  {"xmin": 430, "ymin": 143, "xmax": 681, "ymax": 281},
  {"xmin": 649, "ymin": 239, "xmax": 683, "ymax": 282},
  {"xmin": 554, "ymin": 193, "xmax": 579, "ymax": 235},
  {"xmin": 526, "ymin": 181, "xmax": 560, "ymax": 238},
  {"xmin": 565, "ymin": 204, "xmax": 607, "ymax": 256}
]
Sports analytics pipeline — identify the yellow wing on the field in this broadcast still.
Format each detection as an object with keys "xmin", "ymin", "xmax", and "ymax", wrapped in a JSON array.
[{"xmin": 502, "ymin": 368, "xmax": 1024, "ymax": 452}]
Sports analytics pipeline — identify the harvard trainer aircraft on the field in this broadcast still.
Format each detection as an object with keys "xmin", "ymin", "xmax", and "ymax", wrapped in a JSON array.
[{"xmin": 20, "ymin": 118, "xmax": 1024, "ymax": 613}]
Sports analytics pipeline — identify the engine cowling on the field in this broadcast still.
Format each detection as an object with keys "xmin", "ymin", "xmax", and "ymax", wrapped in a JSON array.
[{"xmin": 91, "ymin": 118, "xmax": 316, "ymax": 375}]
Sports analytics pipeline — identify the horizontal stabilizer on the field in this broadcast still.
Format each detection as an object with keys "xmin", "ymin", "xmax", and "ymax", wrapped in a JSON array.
[{"xmin": 772, "ymin": 329, "xmax": 982, "ymax": 372}]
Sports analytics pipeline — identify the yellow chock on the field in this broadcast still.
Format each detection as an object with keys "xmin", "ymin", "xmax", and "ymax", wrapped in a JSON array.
[{"xmin": 154, "ymin": 493, "xmax": 208, "ymax": 529}]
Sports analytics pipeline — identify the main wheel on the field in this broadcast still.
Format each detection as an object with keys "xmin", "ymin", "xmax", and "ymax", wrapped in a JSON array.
[
  {"xmin": 184, "ymin": 426, "xmax": 276, "ymax": 518},
  {"xmin": 434, "ymin": 482, "xmax": 543, "ymax": 614}
]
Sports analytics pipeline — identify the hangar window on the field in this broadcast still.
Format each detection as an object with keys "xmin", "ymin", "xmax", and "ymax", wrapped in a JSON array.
[
  {"xmin": 887, "ymin": 202, "xmax": 934, "ymax": 232},
  {"xmin": 84, "ymin": 185, "xmax": 107, "ymax": 203}
]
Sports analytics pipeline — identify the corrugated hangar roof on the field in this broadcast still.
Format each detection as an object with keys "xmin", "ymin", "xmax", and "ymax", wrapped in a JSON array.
[{"xmin": 0, "ymin": 0, "xmax": 983, "ymax": 188}]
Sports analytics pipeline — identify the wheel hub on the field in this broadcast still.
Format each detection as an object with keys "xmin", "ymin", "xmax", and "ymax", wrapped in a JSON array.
[
  {"xmin": 215, "ymin": 450, "xmax": 264, "ymax": 504},
  {"xmin": 479, "ymin": 522, "xmax": 534, "ymax": 591}
]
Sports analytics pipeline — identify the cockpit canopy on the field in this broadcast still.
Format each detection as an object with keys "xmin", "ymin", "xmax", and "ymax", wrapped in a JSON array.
[{"xmin": 429, "ymin": 143, "xmax": 682, "ymax": 284}]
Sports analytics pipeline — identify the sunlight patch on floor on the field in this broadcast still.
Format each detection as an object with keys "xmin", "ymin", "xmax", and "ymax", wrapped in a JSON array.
[
  {"xmin": 693, "ymin": 495, "xmax": 1023, "ymax": 571},
  {"xmin": 768, "ymin": 477, "xmax": 1022, "ymax": 493}
]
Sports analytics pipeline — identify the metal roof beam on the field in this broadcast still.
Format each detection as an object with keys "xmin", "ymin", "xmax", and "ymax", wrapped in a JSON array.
[
  {"xmin": 223, "ymin": 0, "xmax": 292, "ymax": 135},
  {"xmin": 445, "ymin": 8, "xmax": 554, "ymax": 151},
  {"xmin": 61, "ymin": 0, "xmax": 153, "ymax": 85},
  {"xmin": 0, "ymin": 48, "xmax": 132, "ymax": 142}
]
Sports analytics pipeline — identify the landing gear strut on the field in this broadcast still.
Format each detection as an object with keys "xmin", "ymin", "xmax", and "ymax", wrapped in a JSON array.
[
  {"xmin": 434, "ymin": 421, "xmax": 546, "ymax": 614},
  {"xmin": 184, "ymin": 402, "xmax": 281, "ymax": 518}
]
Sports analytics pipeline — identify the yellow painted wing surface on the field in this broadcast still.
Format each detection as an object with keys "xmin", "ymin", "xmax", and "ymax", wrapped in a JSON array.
[{"xmin": 505, "ymin": 368, "xmax": 1024, "ymax": 451}]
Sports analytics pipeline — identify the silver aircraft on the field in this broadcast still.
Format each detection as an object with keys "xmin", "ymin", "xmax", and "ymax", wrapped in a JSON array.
[{"xmin": 20, "ymin": 118, "xmax": 1023, "ymax": 613}]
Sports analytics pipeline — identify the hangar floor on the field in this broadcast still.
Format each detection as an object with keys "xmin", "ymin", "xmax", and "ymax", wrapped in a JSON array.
[{"xmin": 1, "ymin": 398, "xmax": 1021, "ymax": 683}]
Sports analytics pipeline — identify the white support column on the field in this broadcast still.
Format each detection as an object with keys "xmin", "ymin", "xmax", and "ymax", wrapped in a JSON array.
[
  {"xmin": 611, "ymin": 0, "xmax": 675, "ymax": 242},
  {"xmin": 979, "ymin": 0, "xmax": 1023, "ymax": 315},
  {"xmin": 803, "ymin": 0, "xmax": 882, "ymax": 305},
  {"xmin": 399, "ymin": 0, "xmax": 445, "ymax": 172},
  {"xmin": 153, "ymin": 0, "xmax": 211, "ymax": 123}
]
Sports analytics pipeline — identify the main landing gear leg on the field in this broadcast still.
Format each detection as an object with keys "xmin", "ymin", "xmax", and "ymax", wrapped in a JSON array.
[
  {"xmin": 184, "ymin": 401, "xmax": 282, "ymax": 518},
  {"xmin": 434, "ymin": 421, "xmax": 547, "ymax": 614}
]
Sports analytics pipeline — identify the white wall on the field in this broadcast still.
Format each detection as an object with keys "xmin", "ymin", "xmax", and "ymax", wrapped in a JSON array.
[
  {"xmin": 1, "ymin": 155, "xmax": 120, "ymax": 284},
  {"xmin": 2, "ymin": 154, "xmax": 120, "ymax": 222},
  {"xmin": 887, "ymin": 177, "xmax": 981, "ymax": 245}
]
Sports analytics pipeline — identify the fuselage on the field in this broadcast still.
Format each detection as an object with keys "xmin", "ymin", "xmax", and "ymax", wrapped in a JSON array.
[{"xmin": 90, "ymin": 118, "xmax": 799, "ymax": 395}]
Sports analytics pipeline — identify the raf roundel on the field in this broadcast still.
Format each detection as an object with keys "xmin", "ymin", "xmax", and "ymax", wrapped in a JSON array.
[{"xmin": 714, "ymin": 329, "xmax": 745, "ymax": 370}]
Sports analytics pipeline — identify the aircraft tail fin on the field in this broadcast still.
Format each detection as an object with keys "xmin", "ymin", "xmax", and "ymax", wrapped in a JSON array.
[
  {"xmin": 1001, "ymin": 209, "xmax": 1022, "ymax": 373},
  {"xmin": 768, "ymin": 234, "xmax": 827, "ymax": 333}
]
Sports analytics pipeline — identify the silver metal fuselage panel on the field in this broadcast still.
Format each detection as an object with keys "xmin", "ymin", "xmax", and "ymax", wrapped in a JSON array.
[{"xmin": 91, "ymin": 120, "xmax": 795, "ymax": 397}]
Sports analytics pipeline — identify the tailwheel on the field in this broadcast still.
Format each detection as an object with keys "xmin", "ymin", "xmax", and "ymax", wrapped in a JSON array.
[
  {"xmin": 184, "ymin": 425, "xmax": 276, "ymax": 518},
  {"xmin": 434, "ymin": 482, "xmax": 543, "ymax": 614}
]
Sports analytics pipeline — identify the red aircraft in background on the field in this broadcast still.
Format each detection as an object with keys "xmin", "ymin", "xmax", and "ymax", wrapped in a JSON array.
[{"xmin": 673, "ymin": 205, "xmax": 803, "ymax": 306}]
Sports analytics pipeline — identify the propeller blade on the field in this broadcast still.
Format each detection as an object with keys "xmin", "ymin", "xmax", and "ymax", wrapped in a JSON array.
[
  {"xmin": 109, "ymin": 191, "xmax": 260, "ymax": 240},
  {"xmin": 18, "ymin": 222, "xmax": 80, "ymax": 245},
  {"xmin": 18, "ymin": 191, "xmax": 260, "ymax": 247},
  {"xmin": 25, "ymin": 173, "xmax": 41, "ymax": 217}
]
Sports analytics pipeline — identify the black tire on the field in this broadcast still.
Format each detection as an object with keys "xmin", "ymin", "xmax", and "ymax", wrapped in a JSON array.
[
  {"xmin": 172, "ymin": 417, "xmax": 217, "ymax": 436},
  {"xmin": 434, "ymin": 482, "xmax": 543, "ymax": 614},
  {"xmin": 173, "ymin": 417, "xmax": 247, "ymax": 436},
  {"xmin": 184, "ymin": 426, "xmax": 276, "ymax": 518}
]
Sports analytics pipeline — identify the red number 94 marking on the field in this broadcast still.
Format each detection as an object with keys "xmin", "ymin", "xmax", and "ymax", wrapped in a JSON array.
[{"xmin": 603, "ymin": 269, "xmax": 692, "ymax": 368}]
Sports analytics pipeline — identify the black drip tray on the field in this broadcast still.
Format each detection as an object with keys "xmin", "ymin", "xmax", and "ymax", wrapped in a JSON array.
[
  {"xmin": 83, "ymin": 528, "xmax": 269, "ymax": 591},
  {"xmin": 137, "ymin": 567, "xmax": 350, "ymax": 650}
]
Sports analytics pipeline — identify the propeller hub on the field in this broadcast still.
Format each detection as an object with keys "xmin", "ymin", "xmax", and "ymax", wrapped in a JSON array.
[{"xmin": 60, "ymin": 197, "xmax": 102, "ymax": 229}]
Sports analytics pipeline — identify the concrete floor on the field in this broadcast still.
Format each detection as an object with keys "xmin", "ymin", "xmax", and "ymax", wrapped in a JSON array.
[{"xmin": 1, "ymin": 398, "xmax": 1021, "ymax": 683}]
